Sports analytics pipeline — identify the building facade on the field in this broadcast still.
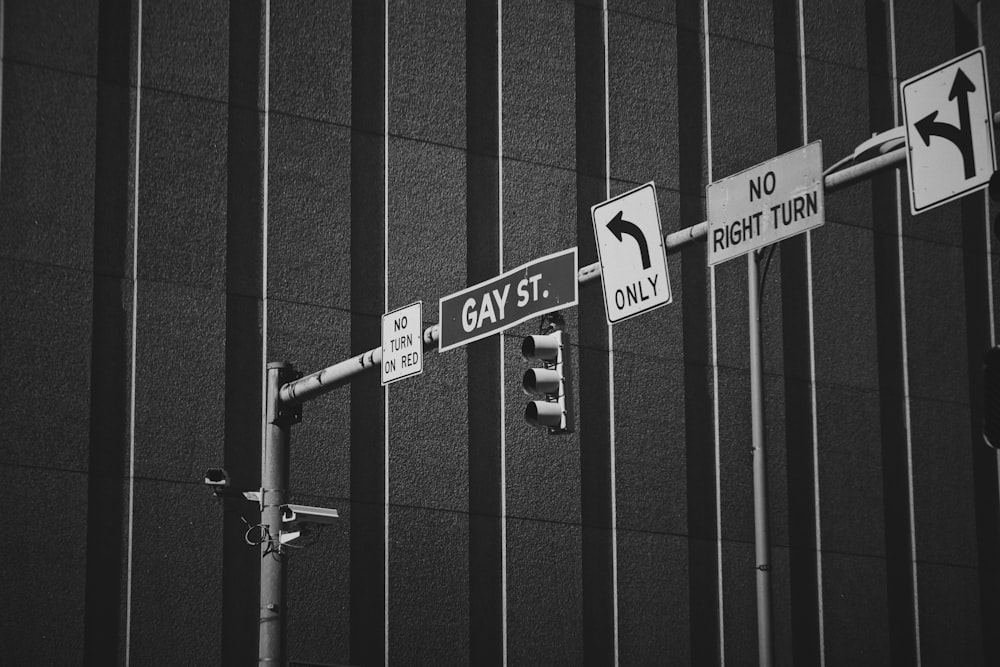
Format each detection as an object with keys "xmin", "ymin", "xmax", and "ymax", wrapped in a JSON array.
[{"xmin": 2, "ymin": 0, "xmax": 1000, "ymax": 664}]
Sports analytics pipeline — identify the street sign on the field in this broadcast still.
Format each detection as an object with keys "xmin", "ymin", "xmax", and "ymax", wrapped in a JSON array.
[
  {"xmin": 438, "ymin": 248, "xmax": 578, "ymax": 352},
  {"xmin": 901, "ymin": 47, "xmax": 996, "ymax": 214},
  {"xmin": 591, "ymin": 182, "xmax": 672, "ymax": 324},
  {"xmin": 707, "ymin": 141, "xmax": 824, "ymax": 267},
  {"xmin": 381, "ymin": 302, "xmax": 423, "ymax": 385}
]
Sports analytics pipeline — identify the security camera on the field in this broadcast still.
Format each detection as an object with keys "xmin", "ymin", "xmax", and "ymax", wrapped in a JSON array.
[
  {"xmin": 277, "ymin": 503, "xmax": 339, "ymax": 547},
  {"xmin": 281, "ymin": 503, "xmax": 340, "ymax": 528},
  {"xmin": 204, "ymin": 467, "xmax": 253, "ymax": 500},
  {"xmin": 204, "ymin": 467, "xmax": 230, "ymax": 490}
]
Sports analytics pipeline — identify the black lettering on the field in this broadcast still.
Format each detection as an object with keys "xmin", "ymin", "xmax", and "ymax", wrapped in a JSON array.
[
  {"xmin": 793, "ymin": 195, "xmax": 805, "ymax": 220},
  {"xmin": 713, "ymin": 227, "xmax": 726, "ymax": 252},
  {"xmin": 638, "ymin": 280, "xmax": 650, "ymax": 301},
  {"xmin": 779, "ymin": 200, "xmax": 791, "ymax": 226},
  {"xmin": 763, "ymin": 170, "xmax": 776, "ymax": 195},
  {"xmin": 805, "ymin": 191, "xmax": 818, "ymax": 216}
]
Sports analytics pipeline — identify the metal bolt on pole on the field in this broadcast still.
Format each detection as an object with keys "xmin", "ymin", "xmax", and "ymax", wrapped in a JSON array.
[{"xmin": 260, "ymin": 361, "xmax": 299, "ymax": 666}]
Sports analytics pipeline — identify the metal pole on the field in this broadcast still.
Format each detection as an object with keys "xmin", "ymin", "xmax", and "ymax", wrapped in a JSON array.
[
  {"xmin": 747, "ymin": 251, "xmax": 773, "ymax": 666},
  {"xmin": 260, "ymin": 361, "xmax": 297, "ymax": 666}
]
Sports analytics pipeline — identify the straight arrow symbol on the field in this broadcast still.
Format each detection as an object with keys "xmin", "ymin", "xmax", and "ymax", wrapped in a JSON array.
[{"xmin": 914, "ymin": 67, "xmax": 976, "ymax": 178}]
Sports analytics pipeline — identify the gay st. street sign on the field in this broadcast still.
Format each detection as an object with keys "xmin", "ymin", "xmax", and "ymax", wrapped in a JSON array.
[{"xmin": 438, "ymin": 248, "xmax": 578, "ymax": 352}]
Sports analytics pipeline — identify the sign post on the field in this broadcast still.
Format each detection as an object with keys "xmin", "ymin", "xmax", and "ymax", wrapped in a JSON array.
[
  {"xmin": 705, "ymin": 142, "xmax": 826, "ymax": 667},
  {"xmin": 591, "ymin": 182, "xmax": 672, "ymax": 324},
  {"xmin": 901, "ymin": 46, "xmax": 996, "ymax": 214}
]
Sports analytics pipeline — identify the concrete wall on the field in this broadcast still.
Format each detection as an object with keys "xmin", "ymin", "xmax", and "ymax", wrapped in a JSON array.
[{"xmin": 2, "ymin": 0, "xmax": 999, "ymax": 664}]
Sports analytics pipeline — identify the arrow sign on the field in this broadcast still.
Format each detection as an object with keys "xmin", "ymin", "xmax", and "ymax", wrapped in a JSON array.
[
  {"xmin": 901, "ymin": 47, "xmax": 996, "ymax": 214},
  {"xmin": 607, "ymin": 211, "xmax": 651, "ymax": 269},
  {"xmin": 914, "ymin": 68, "xmax": 975, "ymax": 178},
  {"xmin": 592, "ymin": 182, "xmax": 672, "ymax": 324}
]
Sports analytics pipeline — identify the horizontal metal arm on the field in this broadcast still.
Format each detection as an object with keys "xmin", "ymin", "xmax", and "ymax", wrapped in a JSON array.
[
  {"xmin": 279, "ymin": 325, "xmax": 440, "ymax": 404},
  {"xmin": 278, "ymin": 113, "xmax": 1000, "ymax": 406}
]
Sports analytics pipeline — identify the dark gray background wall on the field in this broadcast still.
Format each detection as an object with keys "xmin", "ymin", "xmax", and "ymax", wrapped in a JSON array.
[{"xmin": 2, "ymin": 0, "xmax": 999, "ymax": 664}]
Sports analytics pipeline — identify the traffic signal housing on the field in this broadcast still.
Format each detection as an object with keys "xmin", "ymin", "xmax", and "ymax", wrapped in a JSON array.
[{"xmin": 521, "ymin": 323, "xmax": 575, "ymax": 434}]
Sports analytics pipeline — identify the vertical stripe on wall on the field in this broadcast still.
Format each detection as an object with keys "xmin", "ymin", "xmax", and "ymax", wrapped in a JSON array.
[
  {"xmin": 887, "ymin": 1, "xmax": 922, "ymax": 662},
  {"xmin": 867, "ymin": 1, "xmax": 919, "ymax": 664},
  {"xmin": 382, "ymin": 1, "xmax": 389, "ymax": 658},
  {"xmin": 575, "ymin": 1, "xmax": 615, "ymax": 663},
  {"xmin": 497, "ymin": 3, "xmax": 507, "ymax": 660},
  {"xmin": 0, "ymin": 0, "xmax": 4, "ymax": 180},
  {"xmin": 980, "ymin": 2, "xmax": 998, "ymax": 351},
  {"xmin": 125, "ymin": 1, "xmax": 141, "ymax": 663},
  {"xmin": 85, "ymin": 0, "xmax": 133, "ymax": 662},
  {"xmin": 956, "ymin": 7, "xmax": 1000, "ymax": 664},
  {"xmin": 677, "ymin": 0, "xmax": 721, "ymax": 663},
  {"xmin": 221, "ymin": 2, "xmax": 265, "ymax": 664},
  {"xmin": 350, "ymin": 1, "xmax": 387, "ymax": 664},
  {"xmin": 466, "ymin": 0, "xmax": 504, "ymax": 664},
  {"xmin": 773, "ymin": 0, "xmax": 822, "ymax": 664},
  {"xmin": 705, "ymin": 0, "xmax": 727, "ymax": 660},
  {"xmin": 795, "ymin": 0, "xmax": 827, "ymax": 660},
  {"xmin": 600, "ymin": 3, "xmax": 620, "ymax": 661},
  {"xmin": 260, "ymin": 0, "xmax": 270, "ymax": 502}
]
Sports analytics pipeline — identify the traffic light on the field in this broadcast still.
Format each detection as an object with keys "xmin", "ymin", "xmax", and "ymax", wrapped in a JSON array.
[{"xmin": 521, "ymin": 316, "xmax": 575, "ymax": 434}]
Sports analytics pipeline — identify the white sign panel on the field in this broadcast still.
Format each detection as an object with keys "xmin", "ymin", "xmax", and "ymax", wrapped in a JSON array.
[
  {"xmin": 592, "ymin": 182, "xmax": 672, "ymax": 324},
  {"xmin": 901, "ymin": 47, "xmax": 996, "ymax": 214},
  {"xmin": 381, "ymin": 302, "xmax": 423, "ymax": 385},
  {"xmin": 707, "ymin": 141, "xmax": 824, "ymax": 267}
]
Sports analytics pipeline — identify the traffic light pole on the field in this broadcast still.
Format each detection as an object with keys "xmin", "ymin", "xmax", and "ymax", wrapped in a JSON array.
[
  {"xmin": 261, "ymin": 112, "xmax": 1000, "ymax": 665},
  {"xmin": 259, "ymin": 362, "xmax": 300, "ymax": 666}
]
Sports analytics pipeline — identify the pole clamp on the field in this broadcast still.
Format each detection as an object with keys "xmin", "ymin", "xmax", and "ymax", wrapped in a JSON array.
[
  {"xmin": 272, "ymin": 402, "xmax": 302, "ymax": 426},
  {"xmin": 756, "ymin": 563, "xmax": 770, "ymax": 572},
  {"xmin": 268, "ymin": 363, "xmax": 303, "ymax": 426}
]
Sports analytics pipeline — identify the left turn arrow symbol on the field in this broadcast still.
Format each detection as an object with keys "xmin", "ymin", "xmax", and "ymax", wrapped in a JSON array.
[{"xmin": 607, "ymin": 210, "xmax": 651, "ymax": 269}]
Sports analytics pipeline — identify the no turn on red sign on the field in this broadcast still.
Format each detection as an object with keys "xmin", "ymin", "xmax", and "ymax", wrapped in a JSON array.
[{"xmin": 381, "ymin": 302, "xmax": 423, "ymax": 385}]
